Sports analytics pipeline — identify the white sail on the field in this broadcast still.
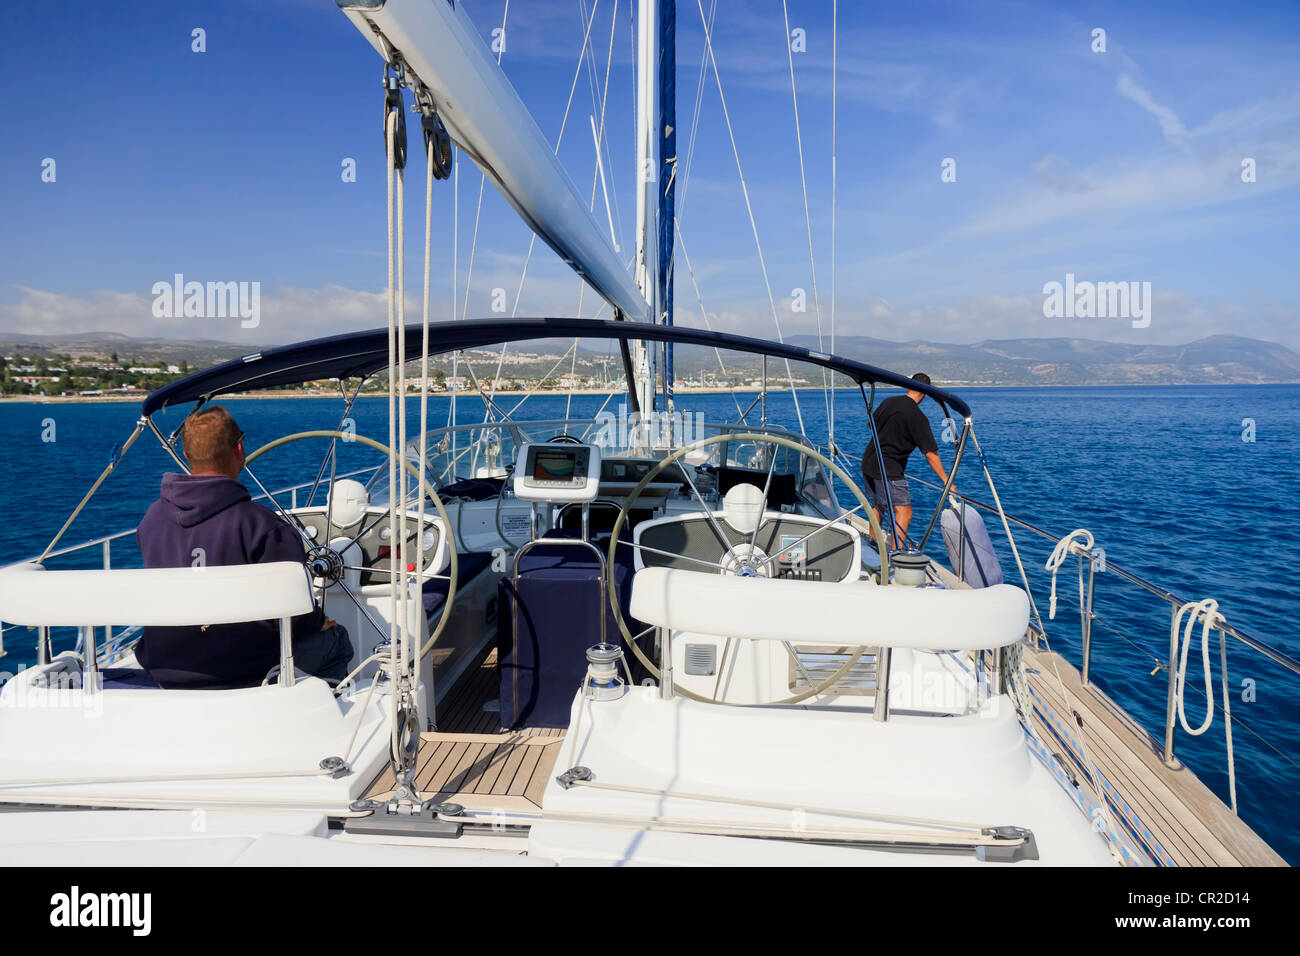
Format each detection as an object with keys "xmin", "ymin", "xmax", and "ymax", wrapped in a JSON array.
[{"xmin": 338, "ymin": 0, "xmax": 650, "ymax": 323}]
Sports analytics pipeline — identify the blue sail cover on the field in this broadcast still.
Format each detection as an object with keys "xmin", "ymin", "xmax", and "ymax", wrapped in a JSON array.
[{"xmin": 658, "ymin": 0, "xmax": 676, "ymax": 410}]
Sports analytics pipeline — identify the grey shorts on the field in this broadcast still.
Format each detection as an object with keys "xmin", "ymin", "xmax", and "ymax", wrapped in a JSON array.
[{"xmin": 868, "ymin": 476, "xmax": 910, "ymax": 509}]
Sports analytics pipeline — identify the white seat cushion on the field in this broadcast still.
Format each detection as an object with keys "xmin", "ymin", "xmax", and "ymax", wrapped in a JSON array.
[
  {"xmin": 629, "ymin": 567, "xmax": 1029, "ymax": 650},
  {"xmin": 0, "ymin": 561, "xmax": 314, "ymax": 627}
]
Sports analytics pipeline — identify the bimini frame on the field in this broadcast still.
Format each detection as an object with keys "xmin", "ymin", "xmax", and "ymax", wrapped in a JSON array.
[{"xmin": 40, "ymin": 317, "xmax": 976, "ymax": 583}]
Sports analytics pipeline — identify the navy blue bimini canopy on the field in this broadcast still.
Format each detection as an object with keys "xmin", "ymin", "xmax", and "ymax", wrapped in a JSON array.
[{"xmin": 142, "ymin": 318, "xmax": 971, "ymax": 418}]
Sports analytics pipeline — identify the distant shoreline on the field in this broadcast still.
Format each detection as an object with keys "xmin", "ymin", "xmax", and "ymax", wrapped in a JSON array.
[{"xmin": 0, "ymin": 381, "xmax": 1295, "ymax": 405}]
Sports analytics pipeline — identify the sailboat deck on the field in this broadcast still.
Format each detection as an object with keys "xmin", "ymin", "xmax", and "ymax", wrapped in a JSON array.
[
  {"xmin": 364, "ymin": 648, "xmax": 565, "ymax": 810},
  {"xmin": 365, "ymin": 595, "xmax": 1284, "ymax": 864},
  {"xmin": 1021, "ymin": 644, "xmax": 1284, "ymax": 866}
]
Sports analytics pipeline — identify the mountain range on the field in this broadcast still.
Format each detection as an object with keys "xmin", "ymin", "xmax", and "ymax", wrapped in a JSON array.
[
  {"xmin": 3, "ymin": 329, "xmax": 1298, "ymax": 387},
  {"xmin": 776, "ymin": 334, "xmax": 1300, "ymax": 386}
]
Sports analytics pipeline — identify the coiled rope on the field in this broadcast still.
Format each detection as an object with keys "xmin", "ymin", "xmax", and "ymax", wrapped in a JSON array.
[
  {"xmin": 1045, "ymin": 529, "xmax": 1095, "ymax": 621},
  {"xmin": 1170, "ymin": 596, "xmax": 1237, "ymax": 811},
  {"xmin": 1172, "ymin": 598, "xmax": 1222, "ymax": 737}
]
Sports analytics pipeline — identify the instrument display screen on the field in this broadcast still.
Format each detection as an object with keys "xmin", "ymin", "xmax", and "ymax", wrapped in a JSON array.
[
  {"xmin": 514, "ymin": 442, "xmax": 599, "ymax": 502},
  {"xmin": 533, "ymin": 450, "xmax": 577, "ymax": 482}
]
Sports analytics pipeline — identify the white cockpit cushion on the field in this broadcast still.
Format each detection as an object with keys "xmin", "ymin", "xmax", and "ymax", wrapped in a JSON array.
[
  {"xmin": 0, "ymin": 561, "xmax": 315, "ymax": 628},
  {"xmin": 630, "ymin": 567, "xmax": 1030, "ymax": 650}
]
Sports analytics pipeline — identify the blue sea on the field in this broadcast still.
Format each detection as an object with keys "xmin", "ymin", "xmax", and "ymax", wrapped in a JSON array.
[{"xmin": 1, "ymin": 385, "xmax": 1297, "ymax": 864}]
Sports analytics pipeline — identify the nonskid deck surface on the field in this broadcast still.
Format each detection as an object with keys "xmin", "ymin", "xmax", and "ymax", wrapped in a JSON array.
[
  {"xmin": 365, "ymin": 648, "xmax": 564, "ymax": 811},
  {"xmin": 1022, "ymin": 644, "xmax": 1283, "ymax": 866},
  {"xmin": 367, "ymin": 610, "xmax": 1283, "ymax": 863}
]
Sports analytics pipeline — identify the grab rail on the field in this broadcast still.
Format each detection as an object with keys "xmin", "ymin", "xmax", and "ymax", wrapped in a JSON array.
[
  {"xmin": 908, "ymin": 473, "xmax": 1299, "ymax": 816},
  {"xmin": 0, "ymin": 467, "xmax": 373, "ymax": 661},
  {"xmin": 908, "ymin": 476, "xmax": 1300, "ymax": 680}
]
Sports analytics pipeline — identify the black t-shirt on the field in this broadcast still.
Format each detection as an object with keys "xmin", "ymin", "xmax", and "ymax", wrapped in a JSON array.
[{"xmin": 861, "ymin": 395, "xmax": 939, "ymax": 480}]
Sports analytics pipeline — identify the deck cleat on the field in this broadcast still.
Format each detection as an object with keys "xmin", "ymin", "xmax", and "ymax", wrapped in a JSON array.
[{"xmin": 319, "ymin": 755, "xmax": 350, "ymax": 779}]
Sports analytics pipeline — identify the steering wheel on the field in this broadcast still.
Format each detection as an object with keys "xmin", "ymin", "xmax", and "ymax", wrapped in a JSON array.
[
  {"xmin": 245, "ymin": 430, "xmax": 458, "ymax": 664},
  {"xmin": 606, "ymin": 431, "xmax": 889, "ymax": 705},
  {"xmin": 547, "ymin": 433, "xmax": 584, "ymax": 444}
]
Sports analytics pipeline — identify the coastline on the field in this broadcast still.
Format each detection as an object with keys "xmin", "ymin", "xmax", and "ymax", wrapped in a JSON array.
[{"xmin": 1, "ymin": 380, "xmax": 1296, "ymax": 405}]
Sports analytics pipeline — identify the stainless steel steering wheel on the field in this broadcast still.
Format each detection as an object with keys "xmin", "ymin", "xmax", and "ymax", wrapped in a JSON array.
[
  {"xmin": 245, "ymin": 430, "xmax": 458, "ymax": 663},
  {"xmin": 605, "ymin": 431, "xmax": 889, "ymax": 705}
]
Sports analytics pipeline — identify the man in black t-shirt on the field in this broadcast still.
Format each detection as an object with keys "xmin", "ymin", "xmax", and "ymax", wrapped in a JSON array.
[{"xmin": 861, "ymin": 373, "xmax": 950, "ymax": 549}]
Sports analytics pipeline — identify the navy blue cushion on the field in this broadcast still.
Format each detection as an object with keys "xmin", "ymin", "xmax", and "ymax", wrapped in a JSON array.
[
  {"xmin": 99, "ymin": 667, "xmax": 161, "ymax": 689},
  {"xmin": 497, "ymin": 539, "xmax": 643, "ymax": 729},
  {"xmin": 437, "ymin": 477, "xmax": 505, "ymax": 502},
  {"xmin": 422, "ymin": 551, "xmax": 495, "ymax": 616}
]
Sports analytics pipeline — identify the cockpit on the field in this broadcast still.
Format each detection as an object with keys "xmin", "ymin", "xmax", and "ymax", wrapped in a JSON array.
[{"xmin": 335, "ymin": 417, "xmax": 877, "ymax": 719}]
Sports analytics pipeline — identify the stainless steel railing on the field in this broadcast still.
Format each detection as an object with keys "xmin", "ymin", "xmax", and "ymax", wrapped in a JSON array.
[
  {"xmin": 0, "ymin": 467, "xmax": 375, "ymax": 661},
  {"xmin": 908, "ymin": 473, "xmax": 1300, "ymax": 813}
]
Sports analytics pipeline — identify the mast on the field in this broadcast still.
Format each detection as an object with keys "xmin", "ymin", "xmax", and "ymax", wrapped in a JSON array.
[{"xmin": 633, "ymin": 0, "xmax": 659, "ymax": 415}]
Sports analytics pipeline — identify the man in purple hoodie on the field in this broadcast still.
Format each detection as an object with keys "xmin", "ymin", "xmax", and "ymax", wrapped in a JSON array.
[{"xmin": 135, "ymin": 405, "xmax": 353, "ymax": 689}]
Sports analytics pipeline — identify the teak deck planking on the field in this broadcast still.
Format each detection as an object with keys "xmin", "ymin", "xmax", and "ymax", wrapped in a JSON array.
[{"xmin": 365, "ymin": 647, "xmax": 566, "ymax": 810}]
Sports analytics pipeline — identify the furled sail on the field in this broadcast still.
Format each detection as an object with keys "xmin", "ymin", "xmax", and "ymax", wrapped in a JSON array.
[
  {"xmin": 338, "ymin": 0, "xmax": 650, "ymax": 324},
  {"xmin": 657, "ymin": 0, "xmax": 676, "ymax": 405}
]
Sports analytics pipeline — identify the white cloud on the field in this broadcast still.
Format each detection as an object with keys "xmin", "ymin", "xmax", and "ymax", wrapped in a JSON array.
[
  {"xmin": 674, "ymin": 287, "xmax": 1300, "ymax": 351},
  {"xmin": 0, "ymin": 284, "xmax": 393, "ymax": 345},
  {"xmin": 0, "ymin": 270, "xmax": 610, "ymax": 348},
  {"xmin": 1115, "ymin": 73, "xmax": 1190, "ymax": 145},
  {"xmin": 3, "ymin": 280, "xmax": 1296, "ymax": 364}
]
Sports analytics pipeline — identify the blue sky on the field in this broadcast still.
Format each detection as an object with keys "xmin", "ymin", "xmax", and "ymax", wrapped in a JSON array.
[{"xmin": 1, "ymin": 0, "xmax": 1297, "ymax": 349}]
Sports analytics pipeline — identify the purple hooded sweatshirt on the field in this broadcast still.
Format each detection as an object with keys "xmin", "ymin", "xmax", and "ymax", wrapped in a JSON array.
[{"xmin": 134, "ymin": 473, "xmax": 322, "ymax": 689}]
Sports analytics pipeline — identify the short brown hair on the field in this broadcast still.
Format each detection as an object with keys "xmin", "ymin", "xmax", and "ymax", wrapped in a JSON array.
[{"xmin": 182, "ymin": 405, "xmax": 242, "ymax": 471}]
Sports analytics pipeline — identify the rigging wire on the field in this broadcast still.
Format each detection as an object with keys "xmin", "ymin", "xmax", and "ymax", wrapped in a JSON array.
[
  {"xmin": 594, "ymin": 0, "xmax": 627, "ymax": 251},
  {"xmin": 781, "ymin": 0, "xmax": 831, "ymax": 433},
  {"xmin": 484, "ymin": 0, "xmax": 605, "ymax": 412},
  {"xmin": 460, "ymin": 0, "xmax": 512, "ymax": 323},
  {"xmin": 830, "ymin": 0, "xmax": 838, "ymax": 451},
  {"xmin": 667, "ymin": 0, "xmax": 740, "ymax": 413},
  {"xmin": 694, "ymin": 0, "xmax": 805, "ymax": 435},
  {"xmin": 675, "ymin": 0, "xmax": 716, "ymax": 224},
  {"xmin": 567, "ymin": 0, "xmax": 622, "ymax": 424},
  {"xmin": 674, "ymin": 222, "xmax": 745, "ymax": 419},
  {"xmin": 453, "ymin": 0, "xmax": 512, "ymax": 430}
]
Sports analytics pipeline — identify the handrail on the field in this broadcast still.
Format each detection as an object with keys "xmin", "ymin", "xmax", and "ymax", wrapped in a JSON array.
[
  {"xmin": 1, "ymin": 467, "xmax": 376, "ymax": 571},
  {"xmin": 373, "ymin": 416, "xmax": 835, "ymax": 503},
  {"xmin": 909, "ymin": 468, "xmax": 1299, "ymax": 824},
  {"xmin": 908, "ymin": 475, "xmax": 1300, "ymax": 680},
  {"xmin": 396, "ymin": 416, "xmax": 819, "ymax": 449}
]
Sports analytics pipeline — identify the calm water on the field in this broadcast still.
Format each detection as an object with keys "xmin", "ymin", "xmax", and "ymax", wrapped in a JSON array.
[{"xmin": 1, "ymin": 385, "xmax": 1296, "ymax": 862}]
